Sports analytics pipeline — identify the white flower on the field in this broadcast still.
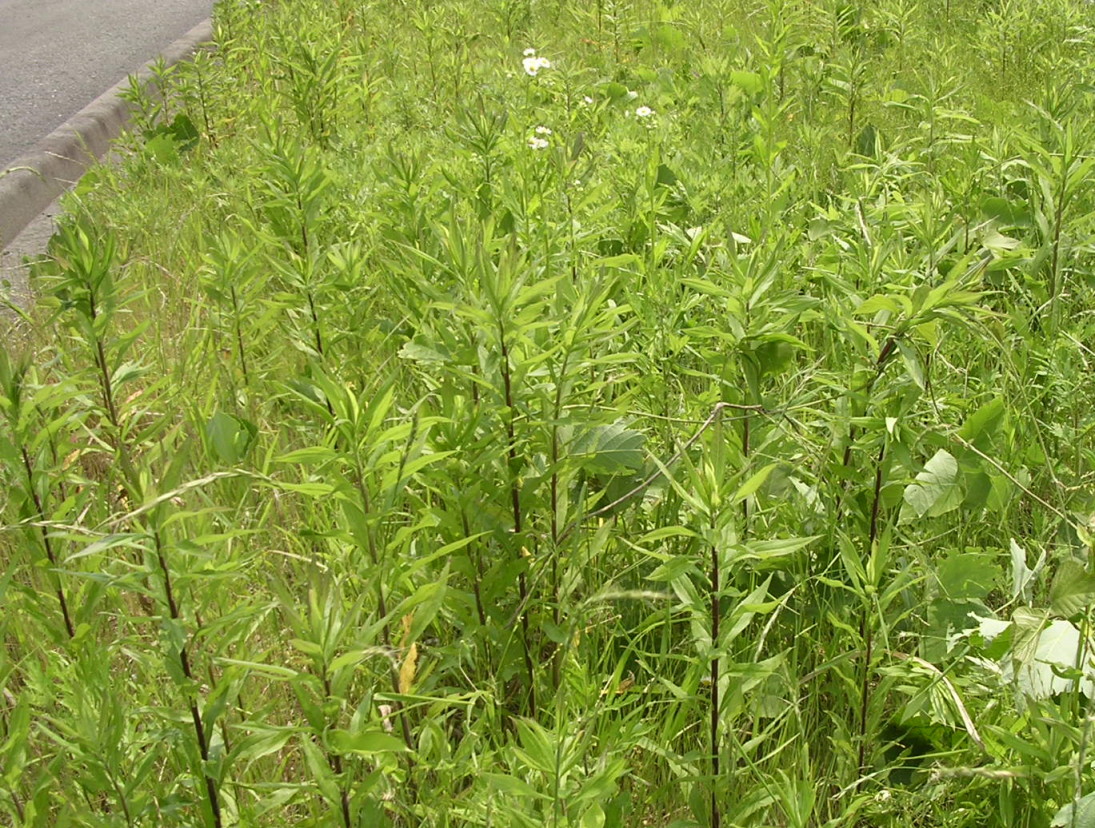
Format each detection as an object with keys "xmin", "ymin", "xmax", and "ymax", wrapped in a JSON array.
[
  {"xmin": 378, "ymin": 704, "xmax": 394, "ymax": 732},
  {"xmin": 635, "ymin": 105, "xmax": 654, "ymax": 118},
  {"xmin": 523, "ymin": 47, "xmax": 537, "ymax": 56},
  {"xmin": 582, "ymin": 95, "xmax": 594, "ymax": 105},
  {"xmin": 528, "ymin": 136, "xmax": 549, "ymax": 150},
  {"xmin": 523, "ymin": 55, "xmax": 552, "ymax": 76},
  {"xmin": 534, "ymin": 125, "xmax": 553, "ymax": 135}
]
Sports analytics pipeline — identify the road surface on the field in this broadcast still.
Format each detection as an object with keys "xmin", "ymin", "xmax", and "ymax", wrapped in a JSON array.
[{"xmin": 0, "ymin": 0, "xmax": 214, "ymax": 170}]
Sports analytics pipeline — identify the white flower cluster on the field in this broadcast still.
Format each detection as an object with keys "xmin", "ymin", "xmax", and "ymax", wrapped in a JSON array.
[
  {"xmin": 528, "ymin": 125, "xmax": 552, "ymax": 150},
  {"xmin": 624, "ymin": 101, "xmax": 656, "ymax": 127},
  {"xmin": 522, "ymin": 47, "xmax": 552, "ymax": 77}
]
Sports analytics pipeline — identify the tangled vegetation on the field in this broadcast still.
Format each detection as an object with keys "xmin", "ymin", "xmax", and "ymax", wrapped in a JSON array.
[{"xmin": 4, "ymin": 0, "xmax": 1095, "ymax": 824}]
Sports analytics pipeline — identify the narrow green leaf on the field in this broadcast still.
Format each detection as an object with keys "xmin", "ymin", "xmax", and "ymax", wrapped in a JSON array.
[
  {"xmin": 276, "ymin": 447, "xmax": 338, "ymax": 465},
  {"xmin": 483, "ymin": 772, "xmax": 550, "ymax": 800},
  {"xmin": 329, "ymin": 729, "xmax": 408, "ymax": 755},
  {"xmin": 732, "ymin": 462, "xmax": 778, "ymax": 504}
]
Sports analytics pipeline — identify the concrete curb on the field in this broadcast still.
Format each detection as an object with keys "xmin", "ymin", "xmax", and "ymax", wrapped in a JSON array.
[{"xmin": 0, "ymin": 17, "xmax": 214, "ymax": 252}]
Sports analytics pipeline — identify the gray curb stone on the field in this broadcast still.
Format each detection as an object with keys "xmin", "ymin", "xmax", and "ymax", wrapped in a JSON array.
[{"xmin": 0, "ymin": 17, "xmax": 214, "ymax": 253}]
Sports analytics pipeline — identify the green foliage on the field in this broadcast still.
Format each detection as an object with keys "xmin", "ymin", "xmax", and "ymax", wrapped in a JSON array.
[{"xmin": 4, "ymin": 0, "xmax": 1095, "ymax": 825}]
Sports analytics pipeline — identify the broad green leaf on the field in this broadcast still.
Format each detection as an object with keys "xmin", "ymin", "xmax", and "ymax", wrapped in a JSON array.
[
  {"xmin": 1050, "ymin": 560, "xmax": 1095, "ymax": 619},
  {"xmin": 937, "ymin": 550, "xmax": 1000, "ymax": 601},
  {"xmin": 656, "ymin": 163, "xmax": 679, "ymax": 188},
  {"xmin": 926, "ymin": 598, "xmax": 982, "ymax": 656},
  {"xmin": 646, "ymin": 555, "xmax": 699, "ymax": 583},
  {"xmin": 651, "ymin": 23, "xmax": 687, "ymax": 53},
  {"xmin": 980, "ymin": 196, "xmax": 1031, "ymax": 228},
  {"xmin": 1053, "ymin": 792, "xmax": 1095, "ymax": 828},
  {"xmin": 753, "ymin": 337, "xmax": 801, "ymax": 377},
  {"xmin": 601, "ymin": 82, "xmax": 631, "ymax": 101},
  {"xmin": 958, "ymin": 397, "xmax": 1006, "ymax": 450},
  {"xmin": 581, "ymin": 803, "xmax": 606, "ymax": 828},
  {"xmin": 206, "ymin": 410, "xmax": 258, "ymax": 464},
  {"xmin": 1012, "ymin": 616, "xmax": 1088, "ymax": 699},
  {"xmin": 808, "ymin": 218, "xmax": 831, "ymax": 240},
  {"xmin": 1010, "ymin": 538, "xmax": 1045, "ymax": 604},
  {"xmin": 594, "ymin": 253, "xmax": 641, "ymax": 269},
  {"xmin": 976, "ymin": 615, "xmax": 1011, "ymax": 643},
  {"xmin": 900, "ymin": 449, "xmax": 962, "ymax": 522},
  {"xmin": 144, "ymin": 133, "xmax": 179, "ymax": 165},
  {"xmin": 566, "ymin": 422, "xmax": 645, "ymax": 475},
  {"xmin": 730, "ymin": 70, "xmax": 764, "ymax": 96}
]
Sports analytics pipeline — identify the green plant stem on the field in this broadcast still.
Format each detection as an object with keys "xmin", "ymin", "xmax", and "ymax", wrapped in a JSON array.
[
  {"xmin": 20, "ymin": 448, "xmax": 75, "ymax": 638},
  {"xmin": 710, "ymin": 514, "xmax": 721, "ymax": 828},
  {"xmin": 82, "ymin": 285, "xmax": 135, "ymax": 484},
  {"xmin": 152, "ymin": 530, "xmax": 222, "ymax": 828},
  {"xmin": 194, "ymin": 58, "xmax": 216, "ymax": 148},
  {"xmin": 322, "ymin": 675, "xmax": 353, "ymax": 828},
  {"xmin": 857, "ymin": 438, "xmax": 886, "ymax": 779},
  {"xmin": 351, "ymin": 472, "xmax": 416, "ymax": 751},
  {"xmin": 837, "ymin": 335, "xmax": 897, "ymax": 516},
  {"xmin": 499, "ymin": 325, "xmax": 537, "ymax": 715},
  {"xmin": 741, "ymin": 410, "xmax": 751, "ymax": 530},
  {"xmin": 462, "ymin": 509, "xmax": 489, "ymax": 629},
  {"xmin": 549, "ymin": 349, "xmax": 572, "ymax": 692},
  {"xmin": 1048, "ymin": 174, "xmax": 1066, "ymax": 327},
  {"xmin": 229, "ymin": 286, "xmax": 250, "ymax": 386}
]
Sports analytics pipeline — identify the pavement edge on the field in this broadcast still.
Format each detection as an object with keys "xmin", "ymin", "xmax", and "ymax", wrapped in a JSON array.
[{"xmin": 0, "ymin": 17, "xmax": 215, "ymax": 252}]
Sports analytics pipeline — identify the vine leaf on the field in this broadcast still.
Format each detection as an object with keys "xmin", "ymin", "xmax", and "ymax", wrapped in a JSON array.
[{"xmin": 900, "ymin": 449, "xmax": 962, "ymax": 522}]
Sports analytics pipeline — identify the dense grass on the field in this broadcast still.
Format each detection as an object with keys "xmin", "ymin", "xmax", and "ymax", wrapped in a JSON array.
[{"xmin": 3, "ymin": 0, "xmax": 1095, "ymax": 825}]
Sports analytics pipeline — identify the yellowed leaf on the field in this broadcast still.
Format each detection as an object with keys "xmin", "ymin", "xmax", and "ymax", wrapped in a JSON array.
[{"xmin": 399, "ymin": 642, "xmax": 418, "ymax": 694}]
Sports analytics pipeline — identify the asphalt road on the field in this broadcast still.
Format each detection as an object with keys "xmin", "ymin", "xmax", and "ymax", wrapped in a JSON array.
[{"xmin": 0, "ymin": 0, "xmax": 214, "ymax": 170}]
